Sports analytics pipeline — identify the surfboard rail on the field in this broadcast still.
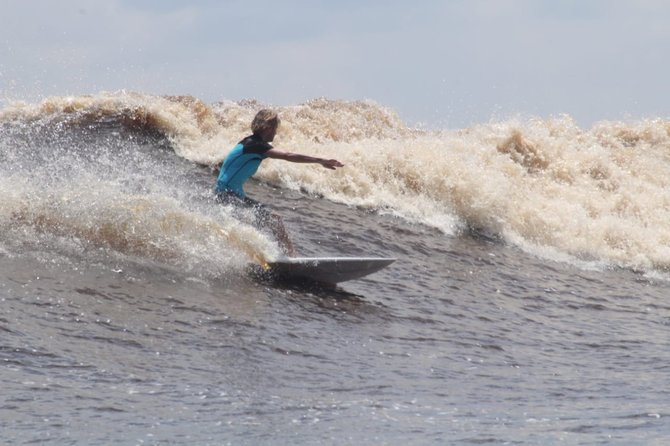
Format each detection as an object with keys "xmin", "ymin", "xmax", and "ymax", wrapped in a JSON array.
[{"xmin": 265, "ymin": 256, "xmax": 396, "ymax": 285}]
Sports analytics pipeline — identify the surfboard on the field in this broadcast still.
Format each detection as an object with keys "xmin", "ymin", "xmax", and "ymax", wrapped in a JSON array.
[{"xmin": 265, "ymin": 256, "xmax": 396, "ymax": 285}]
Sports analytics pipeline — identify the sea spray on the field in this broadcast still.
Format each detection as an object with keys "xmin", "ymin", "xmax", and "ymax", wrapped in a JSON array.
[{"xmin": 0, "ymin": 104, "xmax": 280, "ymax": 275}]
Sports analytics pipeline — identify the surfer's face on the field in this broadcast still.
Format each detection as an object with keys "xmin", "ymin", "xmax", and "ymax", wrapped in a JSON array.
[{"xmin": 261, "ymin": 124, "xmax": 278, "ymax": 142}]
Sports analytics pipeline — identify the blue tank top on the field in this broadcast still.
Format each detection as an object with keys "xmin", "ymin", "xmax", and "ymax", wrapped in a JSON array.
[{"xmin": 216, "ymin": 135, "xmax": 273, "ymax": 197}]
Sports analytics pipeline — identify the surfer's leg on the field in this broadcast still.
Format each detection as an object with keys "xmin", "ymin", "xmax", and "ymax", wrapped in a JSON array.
[
  {"xmin": 234, "ymin": 196, "xmax": 294, "ymax": 254},
  {"xmin": 217, "ymin": 192, "xmax": 295, "ymax": 255},
  {"xmin": 266, "ymin": 212, "xmax": 295, "ymax": 256},
  {"xmin": 250, "ymin": 204, "xmax": 294, "ymax": 256}
]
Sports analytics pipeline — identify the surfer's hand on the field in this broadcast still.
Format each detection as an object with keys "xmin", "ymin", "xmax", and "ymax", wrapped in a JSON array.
[{"xmin": 322, "ymin": 159, "xmax": 344, "ymax": 170}]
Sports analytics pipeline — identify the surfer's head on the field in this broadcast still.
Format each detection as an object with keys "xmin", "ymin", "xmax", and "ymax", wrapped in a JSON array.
[{"xmin": 251, "ymin": 109, "xmax": 280, "ymax": 142}]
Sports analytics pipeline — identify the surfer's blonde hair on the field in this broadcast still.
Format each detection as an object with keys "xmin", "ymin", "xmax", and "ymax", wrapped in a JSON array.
[{"xmin": 251, "ymin": 109, "xmax": 280, "ymax": 134}]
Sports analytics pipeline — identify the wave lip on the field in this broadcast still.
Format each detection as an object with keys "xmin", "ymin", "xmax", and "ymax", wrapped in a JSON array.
[{"xmin": 3, "ymin": 92, "xmax": 670, "ymax": 276}]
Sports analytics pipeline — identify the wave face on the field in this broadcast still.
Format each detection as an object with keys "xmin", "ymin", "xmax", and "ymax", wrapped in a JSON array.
[{"xmin": 2, "ymin": 91, "xmax": 670, "ymax": 274}]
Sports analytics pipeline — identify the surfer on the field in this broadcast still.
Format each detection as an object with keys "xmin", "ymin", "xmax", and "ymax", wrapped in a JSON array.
[{"xmin": 215, "ymin": 109, "xmax": 344, "ymax": 255}]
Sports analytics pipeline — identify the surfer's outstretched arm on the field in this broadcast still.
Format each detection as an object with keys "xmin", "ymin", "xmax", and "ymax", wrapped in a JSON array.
[{"xmin": 265, "ymin": 149, "xmax": 344, "ymax": 170}]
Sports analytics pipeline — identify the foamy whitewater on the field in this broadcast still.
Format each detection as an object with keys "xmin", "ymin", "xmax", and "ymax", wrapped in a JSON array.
[{"xmin": 2, "ymin": 91, "xmax": 669, "ymax": 444}]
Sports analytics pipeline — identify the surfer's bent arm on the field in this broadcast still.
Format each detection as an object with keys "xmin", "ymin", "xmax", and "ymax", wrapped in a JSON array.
[{"xmin": 265, "ymin": 149, "xmax": 344, "ymax": 170}]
